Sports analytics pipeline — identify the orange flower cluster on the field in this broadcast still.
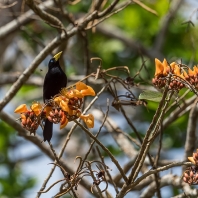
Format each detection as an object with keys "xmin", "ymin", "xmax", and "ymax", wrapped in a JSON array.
[
  {"xmin": 14, "ymin": 103, "xmax": 44, "ymax": 135},
  {"xmin": 15, "ymin": 82, "xmax": 95, "ymax": 135},
  {"xmin": 152, "ymin": 58, "xmax": 198, "ymax": 90},
  {"xmin": 183, "ymin": 150, "xmax": 198, "ymax": 185}
]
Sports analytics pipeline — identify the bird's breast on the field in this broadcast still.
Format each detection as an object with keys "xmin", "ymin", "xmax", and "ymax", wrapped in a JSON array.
[{"xmin": 43, "ymin": 67, "xmax": 67, "ymax": 101}]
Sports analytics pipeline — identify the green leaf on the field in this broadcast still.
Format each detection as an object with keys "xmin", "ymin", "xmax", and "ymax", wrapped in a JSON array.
[{"xmin": 139, "ymin": 90, "xmax": 162, "ymax": 102}]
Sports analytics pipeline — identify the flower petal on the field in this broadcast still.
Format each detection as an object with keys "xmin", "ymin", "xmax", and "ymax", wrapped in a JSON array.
[
  {"xmin": 80, "ymin": 114, "xmax": 94, "ymax": 128},
  {"xmin": 54, "ymin": 96, "xmax": 62, "ymax": 105},
  {"xmin": 179, "ymin": 73, "xmax": 185, "ymax": 79},
  {"xmin": 193, "ymin": 66, "xmax": 198, "ymax": 75},
  {"xmin": 44, "ymin": 106, "xmax": 52, "ymax": 117},
  {"xmin": 60, "ymin": 118, "xmax": 68, "ymax": 129},
  {"xmin": 154, "ymin": 58, "xmax": 164, "ymax": 77},
  {"xmin": 73, "ymin": 89, "xmax": 83, "ymax": 98},
  {"xmin": 173, "ymin": 65, "xmax": 181, "ymax": 76},
  {"xmin": 188, "ymin": 156, "xmax": 195, "ymax": 164},
  {"xmin": 188, "ymin": 68, "xmax": 195, "ymax": 77},
  {"xmin": 183, "ymin": 70, "xmax": 189, "ymax": 78},
  {"xmin": 81, "ymin": 86, "xmax": 95, "ymax": 96},
  {"xmin": 60, "ymin": 113, "xmax": 68, "ymax": 129},
  {"xmin": 31, "ymin": 102, "xmax": 42, "ymax": 116},
  {"xmin": 76, "ymin": 82, "xmax": 88, "ymax": 91},
  {"xmin": 60, "ymin": 100, "xmax": 70, "ymax": 112},
  {"xmin": 14, "ymin": 104, "xmax": 28, "ymax": 113},
  {"xmin": 170, "ymin": 62, "xmax": 177, "ymax": 70},
  {"xmin": 162, "ymin": 59, "xmax": 169, "ymax": 75}
]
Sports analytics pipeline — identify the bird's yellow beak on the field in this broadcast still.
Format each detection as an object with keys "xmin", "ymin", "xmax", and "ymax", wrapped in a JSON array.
[{"xmin": 53, "ymin": 51, "xmax": 62, "ymax": 61}]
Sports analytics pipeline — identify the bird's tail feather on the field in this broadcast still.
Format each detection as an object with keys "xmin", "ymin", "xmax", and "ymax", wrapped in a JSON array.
[{"xmin": 43, "ymin": 119, "xmax": 53, "ymax": 142}]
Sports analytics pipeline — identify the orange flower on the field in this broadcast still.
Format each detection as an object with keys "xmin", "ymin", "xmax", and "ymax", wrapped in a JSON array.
[
  {"xmin": 170, "ymin": 62, "xmax": 177, "ymax": 70},
  {"xmin": 179, "ymin": 73, "xmax": 185, "ymax": 79},
  {"xmin": 193, "ymin": 66, "xmax": 198, "ymax": 75},
  {"xmin": 61, "ymin": 88, "xmax": 84, "ymax": 99},
  {"xmin": 31, "ymin": 102, "xmax": 42, "ymax": 116},
  {"xmin": 154, "ymin": 58, "xmax": 164, "ymax": 77},
  {"xmin": 188, "ymin": 68, "xmax": 195, "ymax": 77},
  {"xmin": 60, "ymin": 113, "xmax": 68, "ymax": 129},
  {"xmin": 76, "ymin": 82, "xmax": 95, "ymax": 96},
  {"xmin": 44, "ymin": 106, "xmax": 52, "ymax": 117},
  {"xmin": 60, "ymin": 118, "xmax": 68, "ymax": 129},
  {"xmin": 14, "ymin": 104, "xmax": 28, "ymax": 113},
  {"xmin": 182, "ymin": 70, "xmax": 189, "ymax": 78},
  {"xmin": 76, "ymin": 82, "xmax": 88, "ymax": 90},
  {"xmin": 173, "ymin": 65, "xmax": 181, "ymax": 76},
  {"xmin": 60, "ymin": 82, "xmax": 95, "ymax": 99},
  {"xmin": 80, "ymin": 114, "xmax": 94, "ymax": 128},
  {"xmin": 60, "ymin": 100, "xmax": 70, "ymax": 112},
  {"xmin": 188, "ymin": 156, "xmax": 195, "ymax": 164},
  {"xmin": 81, "ymin": 86, "xmax": 95, "ymax": 96},
  {"xmin": 162, "ymin": 59, "xmax": 169, "ymax": 75},
  {"xmin": 69, "ymin": 109, "xmax": 81, "ymax": 117},
  {"xmin": 54, "ymin": 96, "xmax": 66, "ymax": 105}
]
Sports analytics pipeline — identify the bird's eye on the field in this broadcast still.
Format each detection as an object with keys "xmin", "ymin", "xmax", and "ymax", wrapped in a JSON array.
[{"xmin": 48, "ymin": 58, "xmax": 56, "ymax": 69}]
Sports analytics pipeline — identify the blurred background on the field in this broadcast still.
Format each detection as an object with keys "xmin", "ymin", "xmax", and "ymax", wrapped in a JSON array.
[{"xmin": 1, "ymin": 0, "xmax": 198, "ymax": 197}]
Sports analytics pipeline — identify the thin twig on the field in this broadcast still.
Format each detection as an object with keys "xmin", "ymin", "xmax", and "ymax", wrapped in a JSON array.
[
  {"xmin": 96, "ymin": 146, "xmax": 119, "ymax": 194},
  {"xmin": 74, "ymin": 120, "xmax": 128, "ymax": 183}
]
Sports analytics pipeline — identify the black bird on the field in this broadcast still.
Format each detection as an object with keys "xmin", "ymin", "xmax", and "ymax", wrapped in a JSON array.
[{"xmin": 43, "ymin": 51, "xmax": 67, "ymax": 142}]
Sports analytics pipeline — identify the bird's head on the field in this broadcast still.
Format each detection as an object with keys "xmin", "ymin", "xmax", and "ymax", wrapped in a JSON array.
[{"xmin": 48, "ymin": 51, "xmax": 62, "ymax": 69}]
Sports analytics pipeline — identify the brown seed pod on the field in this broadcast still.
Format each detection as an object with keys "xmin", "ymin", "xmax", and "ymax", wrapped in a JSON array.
[
  {"xmin": 59, "ymin": 110, "xmax": 63, "ymax": 117},
  {"xmin": 53, "ymin": 118, "xmax": 58, "ymax": 123},
  {"xmin": 60, "ymin": 112, "xmax": 66, "ymax": 125},
  {"xmin": 183, "ymin": 176, "xmax": 188, "ymax": 183},
  {"xmin": 184, "ymin": 172, "xmax": 189, "ymax": 178},
  {"xmin": 49, "ymin": 111, "xmax": 54, "ymax": 117},
  {"xmin": 190, "ymin": 78, "xmax": 195, "ymax": 84},
  {"xmin": 29, "ymin": 112, "xmax": 34, "ymax": 119},
  {"xmin": 31, "ymin": 122, "xmax": 36, "ymax": 130},
  {"xmin": 190, "ymin": 170, "xmax": 194, "ymax": 178},
  {"xmin": 21, "ymin": 118, "xmax": 27, "ymax": 126},
  {"xmin": 152, "ymin": 78, "xmax": 156, "ymax": 84},
  {"xmin": 55, "ymin": 108, "xmax": 59, "ymax": 115},
  {"xmin": 166, "ymin": 67, "xmax": 170, "ymax": 73},
  {"xmin": 47, "ymin": 116, "xmax": 53, "ymax": 122},
  {"xmin": 180, "ymin": 83, "xmax": 184, "ymax": 89}
]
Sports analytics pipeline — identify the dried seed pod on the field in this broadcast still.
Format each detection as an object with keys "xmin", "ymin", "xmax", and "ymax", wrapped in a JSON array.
[
  {"xmin": 183, "ymin": 176, "xmax": 188, "ymax": 183},
  {"xmin": 190, "ymin": 78, "xmax": 195, "ymax": 84},
  {"xmin": 29, "ymin": 113, "xmax": 33, "ymax": 119},
  {"xmin": 55, "ymin": 108, "xmax": 59, "ymax": 115},
  {"xmin": 180, "ymin": 83, "xmax": 184, "ymax": 89},
  {"xmin": 53, "ymin": 118, "xmax": 58, "ymax": 123},
  {"xmin": 60, "ymin": 113, "xmax": 66, "ymax": 125},
  {"xmin": 190, "ymin": 170, "xmax": 194, "ymax": 177},
  {"xmin": 166, "ymin": 67, "xmax": 170, "ymax": 73},
  {"xmin": 47, "ymin": 116, "xmax": 53, "ymax": 122},
  {"xmin": 184, "ymin": 172, "xmax": 189, "ymax": 178},
  {"xmin": 21, "ymin": 118, "xmax": 27, "ymax": 126},
  {"xmin": 26, "ymin": 117, "xmax": 32, "ymax": 127},
  {"xmin": 31, "ymin": 122, "xmax": 36, "ymax": 130},
  {"xmin": 49, "ymin": 111, "xmax": 54, "ymax": 117},
  {"xmin": 59, "ymin": 109, "xmax": 63, "ymax": 117}
]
